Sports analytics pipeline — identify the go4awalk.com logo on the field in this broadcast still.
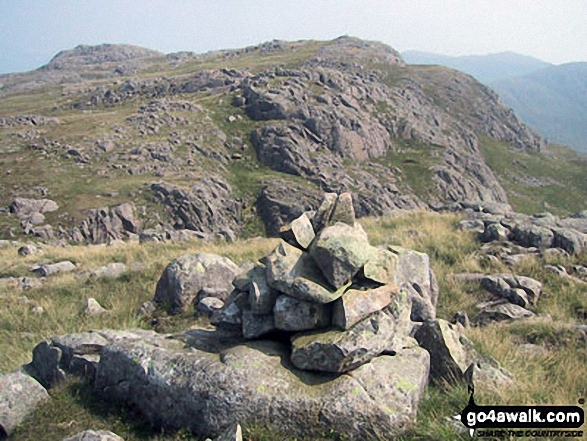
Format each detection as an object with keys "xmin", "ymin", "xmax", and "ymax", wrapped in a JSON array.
[{"xmin": 454, "ymin": 387, "xmax": 585, "ymax": 438}]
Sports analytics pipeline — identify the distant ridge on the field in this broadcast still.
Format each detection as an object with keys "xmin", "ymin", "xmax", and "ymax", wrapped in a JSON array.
[{"xmin": 402, "ymin": 50, "xmax": 552, "ymax": 83}]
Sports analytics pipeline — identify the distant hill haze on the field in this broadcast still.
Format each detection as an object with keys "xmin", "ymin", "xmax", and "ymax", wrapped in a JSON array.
[{"xmin": 402, "ymin": 51, "xmax": 587, "ymax": 154}]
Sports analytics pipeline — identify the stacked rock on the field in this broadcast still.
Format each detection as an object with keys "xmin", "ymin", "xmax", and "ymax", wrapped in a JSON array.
[{"xmin": 211, "ymin": 192, "xmax": 438, "ymax": 373}]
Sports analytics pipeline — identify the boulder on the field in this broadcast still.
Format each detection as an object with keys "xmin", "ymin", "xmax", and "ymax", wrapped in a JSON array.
[
  {"xmin": 85, "ymin": 298, "xmax": 108, "ymax": 316},
  {"xmin": 332, "ymin": 285, "xmax": 396, "ymax": 330},
  {"xmin": 94, "ymin": 329, "xmax": 429, "ymax": 439},
  {"xmin": 242, "ymin": 310, "xmax": 275, "ymax": 339},
  {"xmin": 197, "ymin": 297, "xmax": 225, "ymax": 315},
  {"xmin": 458, "ymin": 219, "xmax": 485, "ymax": 233},
  {"xmin": 513, "ymin": 224, "xmax": 554, "ymax": 248},
  {"xmin": 473, "ymin": 301, "xmax": 535, "ymax": 325},
  {"xmin": 9, "ymin": 197, "xmax": 59, "ymax": 217},
  {"xmin": 215, "ymin": 423, "xmax": 242, "ymax": 441},
  {"xmin": 552, "ymin": 228, "xmax": 586, "ymax": 255},
  {"xmin": 329, "ymin": 192, "xmax": 356, "ymax": 226},
  {"xmin": 17, "ymin": 244, "xmax": 44, "ymax": 256},
  {"xmin": 154, "ymin": 253, "xmax": 240, "ymax": 314},
  {"xmin": 31, "ymin": 261, "xmax": 76, "ymax": 277},
  {"xmin": 310, "ymin": 222, "xmax": 374, "ymax": 288},
  {"xmin": 414, "ymin": 319, "xmax": 476, "ymax": 383},
  {"xmin": 464, "ymin": 357, "xmax": 514, "ymax": 390},
  {"xmin": 0, "ymin": 370, "xmax": 50, "ymax": 437},
  {"xmin": 63, "ymin": 430, "xmax": 125, "ymax": 441},
  {"xmin": 362, "ymin": 247, "xmax": 399, "ymax": 285},
  {"xmin": 482, "ymin": 223, "xmax": 509, "ymax": 242}
]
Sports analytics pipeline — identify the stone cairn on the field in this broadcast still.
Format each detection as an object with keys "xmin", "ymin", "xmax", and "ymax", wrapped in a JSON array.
[{"xmin": 210, "ymin": 192, "xmax": 437, "ymax": 373}]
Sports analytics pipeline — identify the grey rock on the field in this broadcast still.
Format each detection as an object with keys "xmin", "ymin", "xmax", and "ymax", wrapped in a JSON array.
[
  {"xmin": 91, "ymin": 262, "xmax": 127, "ymax": 280},
  {"xmin": 310, "ymin": 222, "xmax": 373, "ymax": 288},
  {"xmin": 242, "ymin": 310, "xmax": 275, "ymax": 339},
  {"xmin": 363, "ymin": 247, "xmax": 399, "ymax": 285},
  {"xmin": 9, "ymin": 197, "xmax": 59, "ymax": 217},
  {"xmin": 136, "ymin": 300, "xmax": 157, "ymax": 318},
  {"xmin": 0, "ymin": 370, "xmax": 50, "ymax": 437},
  {"xmin": 458, "ymin": 219, "xmax": 485, "ymax": 233},
  {"xmin": 473, "ymin": 301, "xmax": 535, "ymax": 325},
  {"xmin": 265, "ymin": 241, "xmax": 340, "ymax": 304},
  {"xmin": 154, "ymin": 253, "xmax": 240, "ymax": 314},
  {"xmin": 85, "ymin": 298, "xmax": 107, "ymax": 316},
  {"xmin": 63, "ymin": 430, "xmax": 125, "ymax": 441},
  {"xmin": 452, "ymin": 311, "xmax": 470, "ymax": 328},
  {"xmin": 17, "ymin": 244, "xmax": 43, "ymax": 256},
  {"xmin": 273, "ymin": 295, "xmax": 330, "ymax": 331},
  {"xmin": 68, "ymin": 202, "xmax": 140, "ymax": 244},
  {"xmin": 94, "ymin": 329, "xmax": 429, "ymax": 439},
  {"xmin": 329, "ymin": 192, "xmax": 356, "ymax": 226},
  {"xmin": 464, "ymin": 356, "xmax": 514, "ymax": 390},
  {"xmin": 332, "ymin": 285, "xmax": 396, "ymax": 330},
  {"xmin": 388, "ymin": 245, "xmax": 437, "ymax": 307},
  {"xmin": 31, "ymin": 260, "xmax": 76, "ymax": 277},
  {"xmin": 513, "ymin": 224, "xmax": 554, "ymax": 248},
  {"xmin": 482, "ymin": 223, "xmax": 510, "ymax": 242},
  {"xmin": 197, "ymin": 297, "xmax": 225, "ymax": 315},
  {"xmin": 278, "ymin": 212, "xmax": 315, "ymax": 250},
  {"xmin": 402, "ymin": 282, "xmax": 436, "ymax": 322},
  {"xmin": 414, "ymin": 319, "xmax": 477, "ymax": 383},
  {"xmin": 312, "ymin": 192, "xmax": 337, "ymax": 232},
  {"xmin": 552, "ymin": 228, "xmax": 586, "ymax": 255}
]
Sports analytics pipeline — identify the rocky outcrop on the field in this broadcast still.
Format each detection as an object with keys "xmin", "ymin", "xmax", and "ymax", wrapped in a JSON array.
[
  {"xmin": 67, "ymin": 203, "xmax": 140, "ymax": 244},
  {"xmin": 63, "ymin": 430, "xmax": 125, "ymax": 441},
  {"xmin": 150, "ymin": 178, "xmax": 240, "ymax": 242}
]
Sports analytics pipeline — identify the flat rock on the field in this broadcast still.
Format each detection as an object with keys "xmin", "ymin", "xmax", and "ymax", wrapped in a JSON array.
[
  {"xmin": 94, "ymin": 330, "xmax": 429, "ymax": 439},
  {"xmin": 154, "ymin": 253, "xmax": 240, "ymax": 314},
  {"xmin": 63, "ymin": 430, "xmax": 125, "ymax": 441},
  {"xmin": 0, "ymin": 370, "xmax": 50, "ymax": 437},
  {"xmin": 31, "ymin": 261, "xmax": 76, "ymax": 277},
  {"xmin": 310, "ymin": 222, "xmax": 374, "ymax": 288},
  {"xmin": 473, "ymin": 301, "xmax": 535, "ymax": 325},
  {"xmin": 332, "ymin": 285, "xmax": 396, "ymax": 329}
]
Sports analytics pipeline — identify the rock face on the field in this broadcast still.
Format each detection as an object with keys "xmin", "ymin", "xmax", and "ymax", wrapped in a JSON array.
[
  {"xmin": 151, "ymin": 178, "xmax": 241, "ymax": 242},
  {"xmin": 68, "ymin": 203, "xmax": 140, "ymax": 244},
  {"xmin": 0, "ymin": 370, "xmax": 50, "ymax": 437},
  {"xmin": 154, "ymin": 253, "xmax": 241, "ymax": 314},
  {"xmin": 94, "ymin": 329, "xmax": 429, "ymax": 440}
]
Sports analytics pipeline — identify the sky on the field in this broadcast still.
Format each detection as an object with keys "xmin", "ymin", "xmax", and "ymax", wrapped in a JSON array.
[{"xmin": 1, "ymin": 0, "xmax": 586, "ymax": 74}]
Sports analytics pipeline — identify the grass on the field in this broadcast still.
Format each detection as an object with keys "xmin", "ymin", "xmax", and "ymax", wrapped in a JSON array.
[
  {"xmin": 480, "ymin": 136, "xmax": 587, "ymax": 215},
  {"xmin": 1, "ymin": 211, "xmax": 585, "ymax": 440}
]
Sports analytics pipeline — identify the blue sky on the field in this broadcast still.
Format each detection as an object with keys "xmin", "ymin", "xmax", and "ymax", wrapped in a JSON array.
[{"xmin": 1, "ymin": 0, "xmax": 586, "ymax": 74}]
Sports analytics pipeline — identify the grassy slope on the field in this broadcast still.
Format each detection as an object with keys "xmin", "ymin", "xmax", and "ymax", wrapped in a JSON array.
[
  {"xmin": 2, "ymin": 212, "xmax": 585, "ymax": 440},
  {"xmin": 480, "ymin": 137, "xmax": 587, "ymax": 215}
]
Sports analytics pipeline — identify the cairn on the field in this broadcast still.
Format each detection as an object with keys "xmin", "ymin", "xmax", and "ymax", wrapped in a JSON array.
[{"xmin": 211, "ymin": 192, "xmax": 435, "ymax": 373}]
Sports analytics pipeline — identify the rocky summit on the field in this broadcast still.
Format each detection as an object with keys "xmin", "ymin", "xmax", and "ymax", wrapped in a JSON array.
[{"xmin": 2, "ymin": 35, "xmax": 579, "ymax": 247}]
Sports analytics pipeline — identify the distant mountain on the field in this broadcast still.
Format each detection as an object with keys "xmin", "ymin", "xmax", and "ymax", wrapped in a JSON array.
[
  {"xmin": 402, "ymin": 50, "xmax": 552, "ymax": 83},
  {"xmin": 491, "ymin": 62, "xmax": 587, "ymax": 154}
]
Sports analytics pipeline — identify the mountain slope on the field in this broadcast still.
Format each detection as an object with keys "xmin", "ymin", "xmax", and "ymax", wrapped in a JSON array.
[
  {"xmin": 491, "ymin": 62, "xmax": 587, "ymax": 153},
  {"xmin": 401, "ymin": 50, "xmax": 552, "ymax": 83},
  {"xmin": 0, "ymin": 37, "xmax": 583, "ymax": 244}
]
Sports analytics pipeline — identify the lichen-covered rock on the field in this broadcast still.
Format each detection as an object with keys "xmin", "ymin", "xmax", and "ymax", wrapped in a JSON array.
[
  {"xmin": 273, "ymin": 295, "xmax": 330, "ymax": 331},
  {"xmin": 265, "ymin": 241, "xmax": 340, "ymax": 304},
  {"xmin": 473, "ymin": 301, "xmax": 535, "ymax": 325},
  {"xmin": 0, "ymin": 370, "xmax": 50, "ymax": 437},
  {"xmin": 332, "ymin": 285, "xmax": 396, "ymax": 330},
  {"xmin": 31, "ymin": 260, "xmax": 76, "ymax": 277},
  {"xmin": 310, "ymin": 222, "xmax": 374, "ymax": 288},
  {"xmin": 154, "ymin": 253, "xmax": 240, "ymax": 314},
  {"xmin": 552, "ymin": 228, "xmax": 586, "ymax": 255},
  {"xmin": 94, "ymin": 329, "xmax": 429, "ymax": 439}
]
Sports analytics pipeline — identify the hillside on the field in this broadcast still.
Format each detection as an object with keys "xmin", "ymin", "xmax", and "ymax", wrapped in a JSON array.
[
  {"xmin": 401, "ymin": 50, "xmax": 552, "ymax": 83},
  {"xmin": 0, "ymin": 37, "xmax": 585, "ymax": 246},
  {"xmin": 491, "ymin": 63, "xmax": 587, "ymax": 154}
]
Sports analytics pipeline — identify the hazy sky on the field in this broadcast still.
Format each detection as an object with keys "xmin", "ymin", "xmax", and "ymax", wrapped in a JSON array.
[{"xmin": 1, "ymin": 0, "xmax": 586, "ymax": 74}]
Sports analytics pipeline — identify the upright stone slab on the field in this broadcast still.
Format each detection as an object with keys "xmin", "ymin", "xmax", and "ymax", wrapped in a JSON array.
[
  {"xmin": 329, "ymin": 192, "xmax": 356, "ymax": 226},
  {"xmin": 279, "ymin": 213, "xmax": 315, "ymax": 250}
]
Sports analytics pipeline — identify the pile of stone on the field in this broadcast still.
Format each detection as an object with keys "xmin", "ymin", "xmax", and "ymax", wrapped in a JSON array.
[{"xmin": 208, "ymin": 192, "xmax": 437, "ymax": 373}]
